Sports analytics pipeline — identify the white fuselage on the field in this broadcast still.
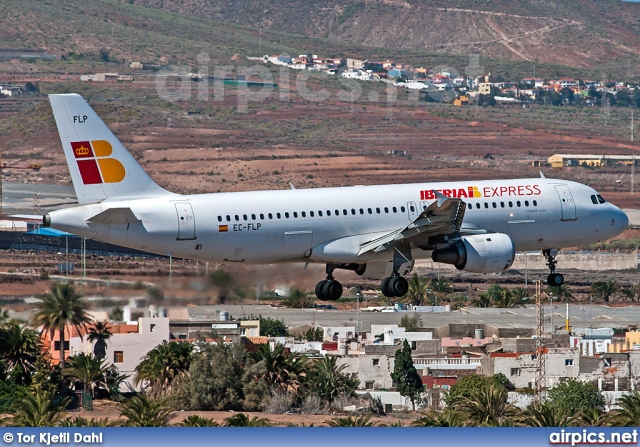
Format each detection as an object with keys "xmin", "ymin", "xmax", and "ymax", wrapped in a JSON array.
[{"xmin": 47, "ymin": 177, "xmax": 628, "ymax": 266}]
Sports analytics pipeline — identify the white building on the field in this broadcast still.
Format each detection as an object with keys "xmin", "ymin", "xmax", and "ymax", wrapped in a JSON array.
[{"xmin": 69, "ymin": 317, "xmax": 170, "ymax": 391}]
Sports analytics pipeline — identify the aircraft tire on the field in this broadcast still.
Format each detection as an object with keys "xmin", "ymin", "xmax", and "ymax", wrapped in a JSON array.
[
  {"xmin": 315, "ymin": 280, "xmax": 328, "ymax": 300},
  {"xmin": 389, "ymin": 276, "xmax": 409, "ymax": 297},
  {"xmin": 322, "ymin": 279, "xmax": 343, "ymax": 301},
  {"xmin": 381, "ymin": 277, "xmax": 394, "ymax": 298},
  {"xmin": 547, "ymin": 273, "xmax": 564, "ymax": 286}
]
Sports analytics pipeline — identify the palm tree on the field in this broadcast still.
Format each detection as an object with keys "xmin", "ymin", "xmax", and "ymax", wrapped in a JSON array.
[
  {"xmin": 31, "ymin": 283, "xmax": 92, "ymax": 368},
  {"xmin": 134, "ymin": 341, "xmax": 194, "ymax": 397},
  {"xmin": 308, "ymin": 355, "xmax": 356, "ymax": 408},
  {"xmin": 64, "ymin": 353, "xmax": 110, "ymax": 399},
  {"xmin": 12, "ymin": 388, "xmax": 68, "ymax": 427},
  {"xmin": 0, "ymin": 322, "xmax": 42, "ymax": 383},
  {"xmin": 223, "ymin": 413, "xmax": 271, "ymax": 427},
  {"xmin": 473, "ymin": 293, "xmax": 492, "ymax": 308},
  {"xmin": 405, "ymin": 274, "xmax": 430, "ymax": 306},
  {"xmin": 454, "ymin": 382, "xmax": 519, "ymax": 426},
  {"xmin": 62, "ymin": 416, "xmax": 118, "ymax": 427},
  {"xmin": 621, "ymin": 282, "xmax": 640, "ymax": 302},
  {"xmin": 249, "ymin": 343, "xmax": 308, "ymax": 394},
  {"xmin": 326, "ymin": 414, "xmax": 375, "ymax": 427},
  {"xmin": 590, "ymin": 280, "xmax": 620, "ymax": 303},
  {"xmin": 548, "ymin": 284, "xmax": 574, "ymax": 302},
  {"xmin": 119, "ymin": 395, "xmax": 172, "ymax": 427},
  {"xmin": 578, "ymin": 407, "xmax": 607, "ymax": 427},
  {"xmin": 180, "ymin": 415, "xmax": 219, "ymax": 427},
  {"xmin": 87, "ymin": 321, "xmax": 112, "ymax": 357},
  {"xmin": 431, "ymin": 277, "xmax": 452, "ymax": 305},
  {"xmin": 608, "ymin": 391, "xmax": 640, "ymax": 426},
  {"xmin": 520, "ymin": 401, "xmax": 576, "ymax": 427},
  {"xmin": 412, "ymin": 408, "xmax": 464, "ymax": 427}
]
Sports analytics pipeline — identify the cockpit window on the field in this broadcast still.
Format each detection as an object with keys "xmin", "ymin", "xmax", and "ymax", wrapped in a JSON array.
[
  {"xmin": 597, "ymin": 195, "xmax": 606, "ymax": 204},
  {"xmin": 591, "ymin": 195, "xmax": 598, "ymax": 205}
]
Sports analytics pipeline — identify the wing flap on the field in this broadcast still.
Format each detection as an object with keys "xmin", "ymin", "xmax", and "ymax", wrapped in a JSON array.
[{"xmin": 357, "ymin": 191, "xmax": 466, "ymax": 255}]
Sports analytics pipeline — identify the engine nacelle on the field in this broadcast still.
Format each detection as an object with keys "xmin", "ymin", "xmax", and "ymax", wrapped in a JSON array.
[{"xmin": 431, "ymin": 233, "xmax": 515, "ymax": 273}]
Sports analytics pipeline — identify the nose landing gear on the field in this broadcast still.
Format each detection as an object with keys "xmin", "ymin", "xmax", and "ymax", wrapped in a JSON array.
[{"xmin": 544, "ymin": 249, "xmax": 565, "ymax": 286}]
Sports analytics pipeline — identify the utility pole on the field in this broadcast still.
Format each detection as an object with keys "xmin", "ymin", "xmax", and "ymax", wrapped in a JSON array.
[
  {"xmin": 534, "ymin": 279, "xmax": 547, "ymax": 406},
  {"xmin": 631, "ymin": 109, "xmax": 635, "ymax": 196}
]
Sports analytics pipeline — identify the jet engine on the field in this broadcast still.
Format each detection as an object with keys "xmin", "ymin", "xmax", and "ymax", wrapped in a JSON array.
[{"xmin": 431, "ymin": 233, "xmax": 515, "ymax": 273}]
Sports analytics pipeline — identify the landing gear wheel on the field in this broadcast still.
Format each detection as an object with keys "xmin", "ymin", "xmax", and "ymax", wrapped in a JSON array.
[
  {"xmin": 315, "ymin": 280, "xmax": 328, "ymax": 300},
  {"xmin": 322, "ymin": 279, "xmax": 343, "ymax": 301},
  {"xmin": 389, "ymin": 276, "xmax": 409, "ymax": 297},
  {"xmin": 381, "ymin": 277, "xmax": 394, "ymax": 298},
  {"xmin": 547, "ymin": 273, "xmax": 564, "ymax": 286}
]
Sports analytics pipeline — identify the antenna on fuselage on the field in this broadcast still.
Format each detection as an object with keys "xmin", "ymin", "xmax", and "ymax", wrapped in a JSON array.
[{"xmin": 539, "ymin": 171, "xmax": 546, "ymax": 178}]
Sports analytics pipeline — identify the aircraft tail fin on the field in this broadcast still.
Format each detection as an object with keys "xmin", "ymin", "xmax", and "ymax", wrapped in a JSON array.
[{"xmin": 49, "ymin": 93, "xmax": 170, "ymax": 205}]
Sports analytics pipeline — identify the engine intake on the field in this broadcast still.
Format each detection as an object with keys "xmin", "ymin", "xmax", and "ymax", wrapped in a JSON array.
[{"xmin": 432, "ymin": 233, "xmax": 515, "ymax": 273}]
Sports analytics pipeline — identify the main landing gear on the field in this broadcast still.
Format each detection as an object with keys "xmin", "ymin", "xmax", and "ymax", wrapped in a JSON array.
[
  {"xmin": 544, "ymin": 248, "xmax": 565, "ymax": 286},
  {"xmin": 315, "ymin": 265, "xmax": 343, "ymax": 301}
]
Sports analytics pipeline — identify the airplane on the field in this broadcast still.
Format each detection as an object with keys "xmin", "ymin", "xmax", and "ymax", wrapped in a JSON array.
[{"xmin": 41, "ymin": 93, "xmax": 629, "ymax": 300}]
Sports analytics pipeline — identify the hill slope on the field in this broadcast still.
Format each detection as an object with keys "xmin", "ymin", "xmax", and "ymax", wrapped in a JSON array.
[{"xmin": 132, "ymin": 0, "xmax": 640, "ymax": 67}]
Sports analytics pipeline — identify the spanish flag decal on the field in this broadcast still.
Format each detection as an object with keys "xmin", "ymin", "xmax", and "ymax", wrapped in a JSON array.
[
  {"xmin": 219, "ymin": 225, "xmax": 228, "ymax": 232},
  {"xmin": 71, "ymin": 140, "xmax": 126, "ymax": 185}
]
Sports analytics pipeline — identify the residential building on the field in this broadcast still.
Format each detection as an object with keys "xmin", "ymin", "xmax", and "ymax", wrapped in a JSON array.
[{"xmin": 548, "ymin": 154, "xmax": 640, "ymax": 168}]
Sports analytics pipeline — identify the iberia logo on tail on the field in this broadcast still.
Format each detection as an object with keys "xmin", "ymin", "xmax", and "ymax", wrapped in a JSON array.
[{"xmin": 70, "ymin": 141, "xmax": 125, "ymax": 185}]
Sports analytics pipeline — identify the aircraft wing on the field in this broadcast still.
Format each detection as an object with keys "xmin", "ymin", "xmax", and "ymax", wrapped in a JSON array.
[{"xmin": 357, "ymin": 191, "xmax": 465, "ymax": 255}]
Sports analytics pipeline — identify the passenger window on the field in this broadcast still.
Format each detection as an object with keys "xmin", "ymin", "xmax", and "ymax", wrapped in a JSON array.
[
  {"xmin": 351, "ymin": 209, "xmax": 356, "ymax": 215},
  {"xmin": 285, "ymin": 212, "xmax": 290, "ymax": 218},
  {"xmin": 293, "ymin": 212, "xmax": 298, "ymax": 218},
  {"xmin": 484, "ymin": 203, "xmax": 489, "ymax": 209},
  {"xmin": 508, "ymin": 201, "xmax": 513, "ymax": 207},
  {"xmin": 243, "ymin": 214, "xmax": 248, "ymax": 221},
  {"xmin": 525, "ymin": 200, "xmax": 529, "ymax": 206},
  {"xmin": 476, "ymin": 203, "xmax": 480, "ymax": 209},
  {"xmin": 384, "ymin": 207, "xmax": 389, "ymax": 213},
  {"xmin": 235, "ymin": 215, "xmax": 240, "ymax": 221},
  {"xmin": 327, "ymin": 210, "xmax": 331, "ymax": 216},
  {"xmin": 360, "ymin": 208, "xmax": 364, "ymax": 215},
  {"xmin": 517, "ymin": 201, "xmax": 521, "ymax": 207},
  {"xmin": 251, "ymin": 214, "xmax": 256, "ymax": 220},
  {"xmin": 226, "ymin": 215, "xmax": 231, "ymax": 222},
  {"xmin": 410, "ymin": 205, "xmax": 415, "ymax": 212},
  {"xmin": 376, "ymin": 207, "xmax": 381, "ymax": 214},
  {"xmin": 401, "ymin": 206, "xmax": 406, "ymax": 212},
  {"xmin": 319, "ymin": 211, "xmax": 323, "ymax": 217},
  {"xmin": 597, "ymin": 195, "xmax": 606, "ymax": 204},
  {"xmin": 301, "ymin": 211, "xmax": 306, "ymax": 217},
  {"xmin": 277, "ymin": 212, "xmax": 281, "ymax": 219},
  {"xmin": 310, "ymin": 211, "xmax": 314, "ymax": 217},
  {"xmin": 492, "ymin": 203, "xmax": 497, "ymax": 209},
  {"xmin": 217, "ymin": 216, "xmax": 222, "ymax": 222},
  {"xmin": 268, "ymin": 213, "xmax": 273, "ymax": 219},
  {"xmin": 260, "ymin": 213, "xmax": 264, "ymax": 219},
  {"xmin": 393, "ymin": 207, "xmax": 397, "ymax": 213},
  {"xmin": 368, "ymin": 208, "xmax": 372, "ymax": 214},
  {"xmin": 343, "ymin": 209, "xmax": 347, "ymax": 216},
  {"xmin": 500, "ymin": 202, "xmax": 505, "ymax": 208},
  {"xmin": 533, "ymin": 200, "xmax": 537, "ymax": 206}
]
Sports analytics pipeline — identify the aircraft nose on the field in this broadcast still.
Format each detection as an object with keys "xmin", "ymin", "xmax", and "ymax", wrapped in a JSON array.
[{"xmin": 612, "ymin": 208, "xmax": 629, "ymax": 231}]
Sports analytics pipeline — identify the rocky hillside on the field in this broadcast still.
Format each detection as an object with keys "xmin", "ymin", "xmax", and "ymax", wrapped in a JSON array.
[{"xmin": 132, "ymin": 0, "xmax": 640, "ymax": 66}]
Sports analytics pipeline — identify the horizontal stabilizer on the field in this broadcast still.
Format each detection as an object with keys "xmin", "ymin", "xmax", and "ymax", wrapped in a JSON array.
[{"xmin": 87, "ymin": 208, "xmax": 139, "ymax": 225}]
